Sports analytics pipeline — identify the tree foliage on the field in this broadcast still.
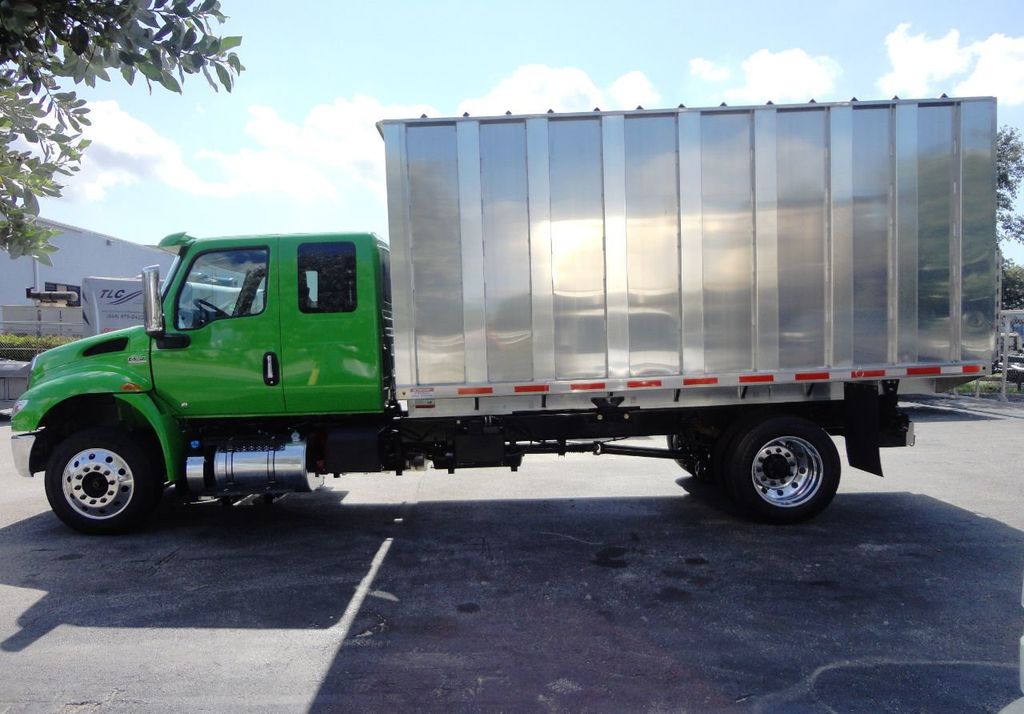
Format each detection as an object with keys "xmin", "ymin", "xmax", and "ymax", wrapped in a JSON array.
[
  {"xmin": 1001, "ymin": 257, "xmax": 1024, "ymax": 310},
  {"xmin": 0, "ymin": 0, "xmax": 243, "ymax": 264},
  {"xmin": 998, "ymin": 125, "xmax": 1024, "ymax": 246}
]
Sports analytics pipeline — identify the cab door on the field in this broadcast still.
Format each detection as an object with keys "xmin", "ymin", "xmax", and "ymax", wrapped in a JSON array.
[
  {"xmin": 151, "ymin": 239, "xmax": 285, "ymax": 417},
  {"xmin": 279, "ymin": 237, "xmax": 384, "ymax": 414}
]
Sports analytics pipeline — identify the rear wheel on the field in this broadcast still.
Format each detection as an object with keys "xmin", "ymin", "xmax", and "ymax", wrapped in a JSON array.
[
  {"xmin": 44, "ymin": 428, "xmax": 162, "ymax": 534},
  {"xmin": 720, "ymin": 415, "xmax": 840, "ymax": 524}
]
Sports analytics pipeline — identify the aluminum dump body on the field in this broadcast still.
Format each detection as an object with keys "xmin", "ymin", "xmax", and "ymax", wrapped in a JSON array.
[{"xmin": 379, "ymin": 98, "xmax": 997, "ymax": 413}]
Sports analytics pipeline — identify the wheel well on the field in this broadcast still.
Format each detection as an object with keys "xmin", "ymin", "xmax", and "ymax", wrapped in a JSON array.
[{"xmin": 32, "ymin": 395, "xmax": 165, "ymax": 480}]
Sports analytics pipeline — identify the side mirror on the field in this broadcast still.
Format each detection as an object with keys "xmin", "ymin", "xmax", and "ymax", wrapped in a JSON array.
[{"xmin": 142, "ymin": 265, "xmax": 165, "ymax": 337}]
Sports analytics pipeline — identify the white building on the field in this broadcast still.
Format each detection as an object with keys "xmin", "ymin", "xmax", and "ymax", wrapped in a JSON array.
[{"xmin": 0, "ymin": 218, "xmax": 174, "ymax": 307}]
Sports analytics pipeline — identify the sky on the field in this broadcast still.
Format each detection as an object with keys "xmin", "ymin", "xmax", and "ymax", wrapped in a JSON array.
[{"xmin": 37, "ymin": 0, "xmax": 1024, "ymax": 259}]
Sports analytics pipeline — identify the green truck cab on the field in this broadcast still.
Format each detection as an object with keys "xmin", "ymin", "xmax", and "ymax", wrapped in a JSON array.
[{"xmin": 11, "ymin": 232, "xmax": 394, "ymax": 533}]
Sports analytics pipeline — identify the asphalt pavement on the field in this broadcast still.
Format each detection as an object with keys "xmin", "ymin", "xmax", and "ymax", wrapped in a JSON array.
[{"xmin": 0, "ymin": 396, "xmax": 1022, "ymax": 712}]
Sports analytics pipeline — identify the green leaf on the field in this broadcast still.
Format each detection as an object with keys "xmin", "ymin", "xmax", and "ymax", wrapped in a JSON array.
[
  {"xmin": 70, "ymin": 26, "xmax": 89, "ymax": 55},
  {"xmin": 159, "ymin": 71, "xmax": 182, "ymax": 93},
  {"xmin": 138, "ymin": 62, "xmax": 162, "ymax": 81},
  {"xmin": 201, "ymin": 65, "xmax": 219, "ymax": 92},
  {"xmin": 218, "ymin": 36, "xmax": 242, "ymax": 52},
  {"xmin": 154, "ymin": 23, "xmax": 174, "ymax": 41},
  {"xmin": 214, "ymin": 63, "xmax": 232, "ymax": 92}
]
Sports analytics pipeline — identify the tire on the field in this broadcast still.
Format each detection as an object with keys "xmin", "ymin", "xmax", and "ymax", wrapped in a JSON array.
[
  {"xmin": 720, "ymin": 415, "xmax": 840, "ymax": 524},
  {"xmin": 666, "ymin": 434, "xmax": 715, "ymax": 482},
  {"xmin": 44, "ymin": 427, "xmax": 162, "ymax": 534}
]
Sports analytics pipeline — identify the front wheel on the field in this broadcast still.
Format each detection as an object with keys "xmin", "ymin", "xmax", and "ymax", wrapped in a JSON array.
[
  {"xmin": 44, "ymin": 428, "xmax": 162, "ymax": 534},
  {"xmin": 720, "ymin": 416, "xmax": 840, "ymax": 524}
]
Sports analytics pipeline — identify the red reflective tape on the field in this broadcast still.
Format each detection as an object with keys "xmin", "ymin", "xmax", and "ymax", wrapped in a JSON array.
[
  {"xmin": 458, "ymin": 386, "xmax": 493, "ymax": 395},
  {"xmin": 683, "ymin": 377, "xmax": 718, "ymax": 386},
  {"xmin": 413, "ymin": 403, "xmax": 435, "ymax": 409},
  {"xmin": 570, "ymin": 382, "xmax": 606, "ymax": 391},
  {"xmin": 795, "ymin": 371, "xmax": 830, "ymax": 382},
  {"xmin": 627, "ymin": 379, "xmax": 662, "ymax": 388},
  {"xmin": 962, "ymin": 364, "xmax": 981, "ymax": 374},
  {"xmin": 739, "ymin": 374, "xmax": 774, "ymax": 384},
  {"xmin": 907, "ymin": 366, "xmax": 942, "ymax": 376},
  {"xmin": 514, "ymin": 384, "xmax": 549, "ymax": 393},
  {"xmin": 851, "ymin": 369, "xmax": 886, "ymax": 378}
]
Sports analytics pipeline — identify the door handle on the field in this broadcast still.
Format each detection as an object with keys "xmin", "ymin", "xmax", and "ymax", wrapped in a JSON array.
[{"xmin": 263, "ymin": 352, "xmax": 280, "ymax": 386}]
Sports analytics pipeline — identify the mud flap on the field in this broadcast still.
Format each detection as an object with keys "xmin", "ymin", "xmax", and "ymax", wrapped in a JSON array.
[{"xmin": 843, "ymin": 382, "xmax": 883, "ymax": 477}]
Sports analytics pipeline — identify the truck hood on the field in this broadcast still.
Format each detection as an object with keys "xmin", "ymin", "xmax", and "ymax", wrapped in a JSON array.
[{"xmin": 28, "ymin": 325, "xmax": 153, "ymax": 391}]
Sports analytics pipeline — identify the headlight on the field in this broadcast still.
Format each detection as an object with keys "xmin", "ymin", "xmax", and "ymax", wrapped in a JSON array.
[{"xmin": 11, "ymin": 399, "xmax": 28, "ymax": 419}]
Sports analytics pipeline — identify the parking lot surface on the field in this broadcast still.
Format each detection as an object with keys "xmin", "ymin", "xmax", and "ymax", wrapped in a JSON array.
[{"xmin": 1, "ymin": 396, "xmax": 1023, "ymax": 712}]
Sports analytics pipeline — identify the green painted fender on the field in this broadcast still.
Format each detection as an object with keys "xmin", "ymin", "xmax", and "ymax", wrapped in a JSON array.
[
  {"xmin": 13, "ymin": 377, "xmax": 184, "ymax": 484},
  {"xmin": 11, "ymin": 369, "xmax": 150, "ymax": 432},
  {"xmin": 113, "ymin": 394, "xmax": 185, "ymax": 484}
]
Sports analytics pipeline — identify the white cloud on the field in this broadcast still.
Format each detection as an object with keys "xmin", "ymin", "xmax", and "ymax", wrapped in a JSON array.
[
  {"xmin": 878, "ymin": 24, "xmax": 972, "ymax": 97},
  {"xmin": 689, "ymin": 58, "xmax": 730, "ymax": 82},
  {"xmin": 954, "ymin": 33, "xmax": 1024, "ymax": 104},
  {"xmin": 65, "ymin": 65, "xmax": 673, "ymax": 208},
  {"xmin": 458, "ymin": 64, "xmax": 660, "ymax": 115},
  {"xmin": 459, "ymin": 65, "xmax": 602, "ymax": 115},
  {"xmin": 878, "ymin": 24, "xmax": 1024, "ymax": 104},
  {"xmin": 200, "ymin": 96, "xmax": 437, "ymax": 201},
  {"xmin": 607, "ymin": 71, "xmax": 661, "ymax": 109},
  {"xmin": 67, "ymin": 101, "xmax": 217, "ymax": 202},
  {"xmin": 66, "ymin": 96, "xmax": 437, "ymax": 203},
  {"xmin": 723, "ymin": 49, "xmax": 841, "ymax": 104}
]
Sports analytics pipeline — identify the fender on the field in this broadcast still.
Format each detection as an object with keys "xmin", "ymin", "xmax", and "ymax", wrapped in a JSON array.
[
  {"xmin": 11, "ymin": 368, "xmax": 152, "ymax": 433},
  {"xmin": 113, "ymin": 393, "xmax": 184, "ymax": 484},
  {"xmin": 12, "ymin": 372, "xmax": 183, "ymax": 484}
]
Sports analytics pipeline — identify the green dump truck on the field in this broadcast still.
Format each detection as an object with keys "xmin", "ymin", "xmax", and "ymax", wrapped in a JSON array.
[{"xmin": 9, "ymin": 97, "xmax": 997, "ymax": 533}]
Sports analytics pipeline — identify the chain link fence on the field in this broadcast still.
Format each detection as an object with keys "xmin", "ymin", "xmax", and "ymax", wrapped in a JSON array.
[{"xmin": 0, "ymin": 333, "xmax": 77, "ymax": 362}]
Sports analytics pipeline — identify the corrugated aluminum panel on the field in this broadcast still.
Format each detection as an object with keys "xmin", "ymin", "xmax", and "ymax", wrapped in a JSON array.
[
  {"xmin": 851, "ymin": 106, "xmax": 891, "ymax": 365},
  {"xmin": 960, "ymin": 101, "xmax": 998, "ymax": 363},
  {"xmin": 381, "ymin": 97, "xmax": 997, "ymax": 397},
  {"xmin": 776, "ymin": 109, "xmax": 827, "ymax": 368},
  {"xmin": 700, "ymin": 111, "xmax": 754, "ymax": 373},
  {"xmin": 624, "ymin": 114, "xmax": 680, "ymax": 376},
  {"xmin": 405, "ymin": 124, "xmax": 464, "ymax": 384},
  {"xmin": 479, "ymin": 121, "xmax": 532, "ymax": 382}
]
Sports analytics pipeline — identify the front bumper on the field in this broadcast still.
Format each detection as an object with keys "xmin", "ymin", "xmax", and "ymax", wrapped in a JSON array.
[{"xmin": 10, "ymin": 432, "xmax": 37, "ymax": 478}]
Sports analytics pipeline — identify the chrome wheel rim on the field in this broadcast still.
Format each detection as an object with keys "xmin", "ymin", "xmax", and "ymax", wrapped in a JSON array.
[
  {"xmin": 750, "ymin": 436, "xmax": 823, "ymax": 508},
  {"xmin": 61, "ymin": 448, "xmax": 135, "ymax": 520}
]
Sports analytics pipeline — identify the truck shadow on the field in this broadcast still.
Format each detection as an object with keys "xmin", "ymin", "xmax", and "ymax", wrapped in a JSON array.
[{"xmin": 0, "ymin": 488, "xmax": 1020, "ymax": 711}]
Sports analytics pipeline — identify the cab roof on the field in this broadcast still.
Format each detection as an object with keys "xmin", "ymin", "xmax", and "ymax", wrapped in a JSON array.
[{"xmin": 158, "ymin": 231, "xmax": 386, "ymax": 251}]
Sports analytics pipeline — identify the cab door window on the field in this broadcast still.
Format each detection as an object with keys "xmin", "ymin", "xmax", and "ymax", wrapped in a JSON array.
[
  {"xmin": 176, "ymin": 248, "xmax": 269, "ymax": 329},
  {"xmin": 298, "ymin": 242, "xmax": 356, "ymax": 313}
]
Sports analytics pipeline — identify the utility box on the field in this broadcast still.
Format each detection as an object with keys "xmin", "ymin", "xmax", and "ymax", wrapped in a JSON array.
[{"xmin": 380, "ymin": 98, "xmax": 997, "ymax": 396}]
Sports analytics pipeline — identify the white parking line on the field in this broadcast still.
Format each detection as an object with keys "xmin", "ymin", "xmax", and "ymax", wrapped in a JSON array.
[{"xmin": 333, "ymin": 537, "xmax": 393, "ymax": 642}]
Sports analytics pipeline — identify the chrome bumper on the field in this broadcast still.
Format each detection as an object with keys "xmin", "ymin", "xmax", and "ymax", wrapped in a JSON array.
[{"xmin": 10, "ymin": 432, "xmax": 37, "ymax": 478}]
